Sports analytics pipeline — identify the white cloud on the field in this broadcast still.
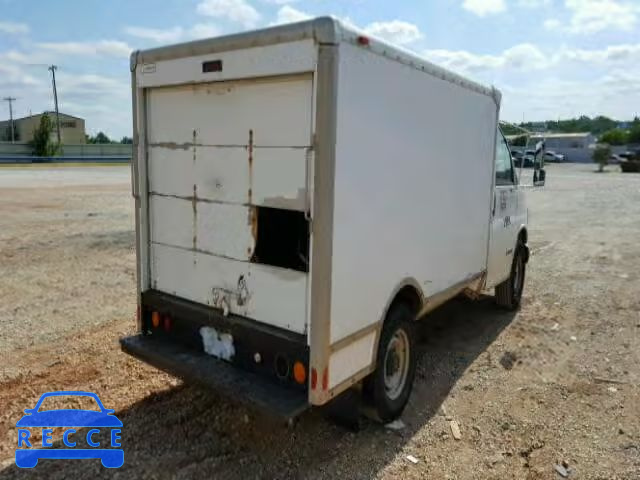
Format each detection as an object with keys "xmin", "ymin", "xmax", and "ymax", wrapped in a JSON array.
[
  {"xmin": 424, "ymin": 42, "xmax": 640, "ymax": 75},
  {"xmin": 462, "ymin": 0, "xmax": 506, "ymax": 16},
  {"xmin": 124, "ymin": 24, "xmax": 221, "ymax": 43},
  {"xmin": 273, "ymin": 5, "xmax": 311, "ymax": 24},
  {"xmin": 272, "ymin": 10, "xmax": 423, "ymax": 46},
  {"xmin": 36, "ymin": 40, "xmax": 131, "ymax": 58},
  {"xmin": 517, "ymin": 0, "xmax": 551, "ymax": 6},
  {"xmin": 499, "ymin": 71, "xmax": 640, "ymax": 121},
  {"xmin": 543, "ymin": 18, "xmax": 562, "ymax": 30},
  {"xmin": 262, "ymin": 0, "xmax": 298, "ymax": 4},
  {"xmin": 0, "ymin": 21, "xmax": 29, "ymax": 34},
  {"xmin": 196, "ymin": 0, "xmax": 261, "ymax": 27},
  {"xmin": 364, "ymin": 20, "xmax": 423, "ymax": 46},
  {"xmin": 189, "ymin": 23, "xmax": 221, "ymax": 39},
  {"xmin": 124, "ymin": 26, "xmax": 184, "ymax": 43},
  {"xmin": 562, "ymin": 0, "xmax": 639, "ymax": 34}
]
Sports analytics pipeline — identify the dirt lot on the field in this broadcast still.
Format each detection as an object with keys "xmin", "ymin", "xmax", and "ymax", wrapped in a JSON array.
[{"xmin": 1, "ymin": 163, "xmax": 638, "ymax": 479}]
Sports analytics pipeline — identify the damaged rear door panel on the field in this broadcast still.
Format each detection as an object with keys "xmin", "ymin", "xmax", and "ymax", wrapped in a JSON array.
[{"xmin": 146, "ymin": 74, "xmax": 314, "ymax": 334}]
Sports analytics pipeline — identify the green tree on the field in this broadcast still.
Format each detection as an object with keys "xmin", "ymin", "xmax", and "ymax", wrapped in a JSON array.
[
  {"xmin": 92, "ymin": 132, "xmax": 112, "ymax": 144},
  {"xmin": 509, "ymin": 135, "xmax": 527, "ymax": 146},
  {"xmin": 29, "ymin": 114, "xmax": 58, "ymax": 156},
  {"xmin": 628, "ymin": 117, "xmax": 640, "ymax": 144},
  {"xmin": 120, "ymin": 136, "xmax": 133, "ymax": 144},
  {"xmin": 599, "ymin": 129, "xmax": 629, "ymax": 145},
  {"xmin": 592, "ymin": 144, "xmax": 611, "ymax": 172}
]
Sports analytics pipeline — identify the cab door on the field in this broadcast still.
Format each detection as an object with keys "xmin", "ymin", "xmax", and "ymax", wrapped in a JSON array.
[{"xmin": 487, "ymin": 129, "xmax": 518, "ymax": 287}]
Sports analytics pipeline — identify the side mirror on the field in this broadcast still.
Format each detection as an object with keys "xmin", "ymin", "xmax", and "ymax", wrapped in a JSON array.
[{"xmin": 534, "ymin": 168, "xmax": 546, "ymax": 186}]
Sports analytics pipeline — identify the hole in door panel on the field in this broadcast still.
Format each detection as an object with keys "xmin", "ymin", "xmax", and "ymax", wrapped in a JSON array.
[{"xmin": 251, "ymin": 206, "xmax": 309, "ymax": 272}]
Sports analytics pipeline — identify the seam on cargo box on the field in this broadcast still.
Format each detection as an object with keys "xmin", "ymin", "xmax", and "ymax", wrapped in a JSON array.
[
  {"xmin": 308, "ymin": 43, "xmax": 339, "ymax": 405},
  {"xmin": 329, "ymin": 322, "xmax": 379, "ymax": 354},
  {"xmin": 149, "ymin": 191, "xmax": 308, "ymax": 210},
  {"xmin": 131, "ymin": 59, "xmax": 142, "ymax": 331},
  {"xmin": 150, "ymin": 241, "xmax": 307, "ymax": 279},
  {"xmin": 327, "ymin": 364, "xmax": 376, "ymax": 399},
  {"xmin": 148, "ymin": 143, "xmax": 311, "ymax": 150}
]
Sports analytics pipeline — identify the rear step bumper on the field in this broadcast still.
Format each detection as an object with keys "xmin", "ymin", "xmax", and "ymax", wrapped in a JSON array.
[{"xmin": 120, "ymin": 334, "xmax": 309, "ymax": 419}]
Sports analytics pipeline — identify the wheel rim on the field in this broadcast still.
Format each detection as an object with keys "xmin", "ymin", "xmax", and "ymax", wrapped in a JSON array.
[
  {"xmin": 512, "ymin": 253, "xmax": 524, "ymax": 298},
  {"xmin": 383, "ymin": 329, "xmax": 410, "ymax": 401}
]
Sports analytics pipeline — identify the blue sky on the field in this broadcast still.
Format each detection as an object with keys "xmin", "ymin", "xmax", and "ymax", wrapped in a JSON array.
[{"xmin": 1, "ymin": 0, "xmax": 639, "ymax": 139}]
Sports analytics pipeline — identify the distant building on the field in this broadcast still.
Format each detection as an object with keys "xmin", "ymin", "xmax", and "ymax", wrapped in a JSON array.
[
  {"xmin": 530, "ymin": 132, "xmax": 595, "ymax": 149},
  {"xmin": 506, "ymin": 132, "xmax": 595, "ymax": 162},
  {"xmin": 0, "ymin": 112, "xmax": 86, "ymax": 144}
]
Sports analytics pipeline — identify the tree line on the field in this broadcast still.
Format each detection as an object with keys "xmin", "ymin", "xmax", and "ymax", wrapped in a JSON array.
[
  {"xmin": 501, "ymin": 115, "xmax": 640, "ymax": 146},
  {"xmin": 85, "ymin": 132, "xmax": 132, "ymax": 144}
]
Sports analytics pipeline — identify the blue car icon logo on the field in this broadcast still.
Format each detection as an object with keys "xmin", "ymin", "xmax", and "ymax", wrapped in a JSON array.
[{"xmin": 15, "ymin": 391, "xmax": 123, "ymax": 468}]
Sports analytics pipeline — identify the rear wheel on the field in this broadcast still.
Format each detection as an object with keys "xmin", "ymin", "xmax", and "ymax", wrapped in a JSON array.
[
  {"xmin": 495, "ymin": 241, "xmax": 526, "ymax": 310},
  {"xmin": 364, "ymin": 304, "xmax": 417, "ymax": 423}
]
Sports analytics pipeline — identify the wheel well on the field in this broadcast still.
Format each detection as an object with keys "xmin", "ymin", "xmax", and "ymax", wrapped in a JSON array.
[{"xmin": 388, "ymin": 285, "xmax": 422, "ymax": 317}]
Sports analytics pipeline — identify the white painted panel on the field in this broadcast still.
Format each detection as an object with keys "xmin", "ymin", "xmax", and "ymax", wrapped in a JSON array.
[
  {"xmin": 146, "ymin": 75, "xmax": 313, "ymax": 147},
  {"xmin": 148, "ymin": 145, "xmax": 307, "ymax": 210},
  {"xmin": 252, "ymin": 148, "xmax": 308, "ymax": 210},
  {"xmin": 328, "ymin": 331, "xmax": 377, "ymax": 389},
  {"xmin": 329, "ymin": 42, "xmax": 496, "ymax": 343},
  {"xmin": 150, "ymin": 195, "xmax": 253, "ymax": 261},
  {"xmin": 151, "ymin": 243, "xmax": 307, "ymax": 333},
  {"xmin": 149, "ymin": 195, "xmax": 194, "ymax": 250},
  {"xmin": 137, "ymin": 39, "xmax": 316, "ymax": 88},
  {"xmin": 196, "ymin": 201, "xmax": 254, "ymax": 259}
]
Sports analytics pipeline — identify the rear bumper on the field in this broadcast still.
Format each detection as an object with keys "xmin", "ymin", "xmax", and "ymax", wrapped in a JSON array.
[
  {"xmin": 122, "ymin": 290, "xmax": 310, "ymax": 419},
  {"xmin": 121, "ymin": 334, "xmax": 309, "ymax": 419}
]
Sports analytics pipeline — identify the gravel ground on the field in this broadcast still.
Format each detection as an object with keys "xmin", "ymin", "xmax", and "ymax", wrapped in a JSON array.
[{"xmin": 0, "ymin": 163, "xmax": 639, "ymax": 479}]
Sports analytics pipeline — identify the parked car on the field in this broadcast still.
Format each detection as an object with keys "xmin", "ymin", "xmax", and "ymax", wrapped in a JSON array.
[
  {"xmin": 543, "ymin": 150, "xmax": 565, "ymax": 163},
  {"xmin": 514, "ymin": 150, "xmax": 536, "ymax": 168},
  {"xmin": 609, "ymin": 154, "xmax": 624, "ymax": 164}
]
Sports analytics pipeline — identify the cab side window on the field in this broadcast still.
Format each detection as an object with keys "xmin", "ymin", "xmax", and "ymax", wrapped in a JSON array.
[{"xmin": 495, "ymin": 131, "xmax": 514, "ymax": 186}]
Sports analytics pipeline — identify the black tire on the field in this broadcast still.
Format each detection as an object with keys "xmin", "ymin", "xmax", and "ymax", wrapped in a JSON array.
[
  {"xmin": 495, "ymin": 240, "xmax": 526, "ymax": 310},
  {"xmin": 363, "ymin": 303, "xmax": 417, "ymax": 423}
]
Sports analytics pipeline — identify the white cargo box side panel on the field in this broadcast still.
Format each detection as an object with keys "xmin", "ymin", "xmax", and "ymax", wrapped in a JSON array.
[{"xmin": 329, "ymin": 42, "xmax": 497, "ymax": 349}]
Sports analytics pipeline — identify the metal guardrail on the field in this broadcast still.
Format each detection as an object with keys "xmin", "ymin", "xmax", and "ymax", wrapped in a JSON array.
[{"xmin": 0, "ymin": 156, "xmax": 130, "ymax": 164}]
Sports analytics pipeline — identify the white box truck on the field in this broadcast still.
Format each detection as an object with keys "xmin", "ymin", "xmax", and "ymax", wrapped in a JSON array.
[{"xmin": 120, "ymin": 17, "xmax": 545, "ymax": 422}]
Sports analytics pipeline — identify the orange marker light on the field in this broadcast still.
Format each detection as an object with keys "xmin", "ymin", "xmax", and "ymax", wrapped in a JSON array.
[
  {"xmin": 293, "ymin": 362, "xmax": 306, "ymax": 385},
  {"xmin": 151, "ymin": 311, "xmax": 160, "ymax": 328}
]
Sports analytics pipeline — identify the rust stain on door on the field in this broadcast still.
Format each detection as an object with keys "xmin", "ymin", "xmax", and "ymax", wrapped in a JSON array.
[{"xmin": 248, "ymin": 129, "xmax": 253, "ymax": 205}]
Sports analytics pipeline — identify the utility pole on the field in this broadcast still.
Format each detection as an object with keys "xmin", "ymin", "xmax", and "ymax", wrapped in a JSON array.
[
  {"xmin": 3, "ymin": 97, "xmax": 16, "ymax": 143},
  {"xmin": 48, "ymin": 65, "xmax": 61, "ymax": 144}
]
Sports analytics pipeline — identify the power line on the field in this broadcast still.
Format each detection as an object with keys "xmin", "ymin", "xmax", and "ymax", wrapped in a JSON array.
[
  {"xmin": 3, "ymin": 97, "xmax": 17, "ymax": 143},
  {"xmin": 48, "ymin": 65, "xmax": 61, "ymax": 144}
]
